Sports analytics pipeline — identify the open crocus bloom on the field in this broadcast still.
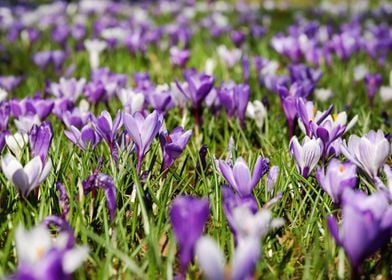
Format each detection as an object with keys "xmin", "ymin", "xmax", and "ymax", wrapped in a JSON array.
[
  {"xmin": 13, "ymin": 224, "xmax": 88, "ymax": 279},
  {"xmin": 218, "ymin": 156, "xmax": 269, "ymax": 197},
  {"xmin": 340, "ymin": 130, "xmax": 390, "ymax": 178},
  {"xmin": 316, "ymin": 159, "xmax": 357, "ymax": 204},
  {"xmin": 1, "ymin": 154, "xmax": 51, "ymax": 197}
]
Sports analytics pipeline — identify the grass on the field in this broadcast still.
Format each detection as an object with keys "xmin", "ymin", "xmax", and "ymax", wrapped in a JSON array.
[{"xmin": 0, "ymin": 1, "xmax": 392, "ymax": 279}]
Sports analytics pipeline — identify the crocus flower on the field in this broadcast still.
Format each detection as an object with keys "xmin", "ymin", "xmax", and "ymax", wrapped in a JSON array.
[
  {"xmin": 196, "ymin": 206, "xmax": 283, "ymax": 280},
  {"xmin": 11, "ymin": 97, "xmax": 54, "ymax": 121},
  {"xmin": 176, "ymin": 69, "xmax": 214, "ymax": 121},
  {"xmin": 0, "ymin": 101, "xmax": 10, "ymax": 131},
  {"xmin": 0, "ymin": 75, "xmax": 22, "ymax": 91},
  {"xmin": 340, "ymin": 130, "xmax": 390, "ymax": 178},
  {"xmin": 364, "ymin": 73, "xmax": 382, "ymax": 104},
  {"xmin": 1, "ymin": 154, "xmax": 51, "ymax": 197},
  {"xmin": 216, "ymin": 45, "xmax": 242, "ymax": 68},
  {"xmin": 327, "ymin": 189, "xmax": 392, "ymax": 272},
  {"xmin": 170, "ymin": 196, "xmax": 209, "ymax": 275},
  {"xmin": 123, "ymin": 110, "xmax": 162, "ymax": 172},
  {"xmin": 29, "ymin": 121, "xmax": 53, "ymax": 163},
  {"xmin": 246, "ymin": 100, "xmax": 267, "ymax": 130},
  {"xmin": 315, "ymin": 159, "xmax": 357, "ymax": 204},
  {"xmin": 83, "ymin": 169, "xmax": 117, "ymax": 221},
  {"xmin": 267, "ymin": 166, "xmax": 280, "ymax": 192},
  {"xmin": 297, "ymin": 99, "xmax": 357, "ymax": 157},
  {"xmin": 148, "ymin": 84, "xmax": 174, "ymax": 112},
  {"xmin": 379, "ymin": 70, "xmax": 392, "ymax": 103},
  {"xmin": 117, "ymin": 88, "xmax": 145, "ymax": 114},
  {"xmin": 217, "ymin": 82, "xmax": 250, "ymax": 125},
  {"xmin": 289, "ymin": 136, "xmax": 322, "ymax": 178},
  {"xmin": 14, "ymin": 114, "xmax": 41, "ymax": 133},
  {"xmin": 222, "ymin": 186, "xmax": 258, "ymax": 241},
  {"xmin": 84, "ymin": 39, "xmax": 107, "ymax": 70},
  {"xmin": 159, "ymin": 127, "xmax": 192, "ymax": 171},
  {"xmin": 5, "ymin": 132, "xmax": 28, "ymax": 158},
  {"xmin": 277, "ymin": 82, "xmax": 309, "ymax": 137},
  {"xmin": 33, "ymin": 50, "xmax": 66, "ymax": 71},
  {"xmin": 64, "ymin": 124, "xmax": 101, "ymax": 151},
  {"xmin": 94, "ymin": 110, "xmax": 122, "ymax": 160},
  {"xmin": 314, "ymin": 88, "xmax": 333, "ymax": 102},
  {"xmin": 170, "ymin": 46, "xmax": 190, "ymax": 68},
  {"xmin": 10, "ymin": 223, "xmax": 88, "ymax": 280},
  {"xmin": 353, "ymin": 64, "xmax": 368, "ymax": 82},
  {"xmin": 49, "ymin": 77, "xmax": 86, "ymax": 102},
  {"xmin": 218, "ymin": 156, "xmax": 269, "ymax": 197},
  {"xmin": 0, "ymin": 88, "xmax": 8, "ymax": 103}
]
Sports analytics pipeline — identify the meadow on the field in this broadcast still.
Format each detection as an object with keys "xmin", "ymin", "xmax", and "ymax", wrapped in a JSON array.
[{"xmin": 0, "ymin": 1, "xmax": 392, "ymax": 279}]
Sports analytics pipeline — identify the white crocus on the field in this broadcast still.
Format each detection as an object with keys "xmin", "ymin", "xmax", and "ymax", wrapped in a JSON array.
[
  {"xmin": 340, "ymin": 130, "xmax": 390, "ymax": 178},
  {"xmin": 195, "ymin": 236, "xmax": 225, "ymax": 280},
  {"xmin": 380, "ymin": 70, "xmax": 392, "ymax": 103},
  {"xmin": 246, "ymin": 100, "xmax": 267, "ymax": 130},
  {"xmin": 16, "ymin": 224, "xmax": 52, "ymax": 264},
  {"xmin": 353, "ymin": 64, "xmax": 368, "ymax": 82},
  {"xmin": 314, "ymin": 88, "xmax": 333, "ymax": 102},
  {"xmin": 117, "ymin": 88, "xmax": 145, "ymax": 114},
  {"xmin": 0, "ymin": 88, "xmax": 8, "ymax": 102},
  {"xmin": 84, "ymin": 39, "xmax": 107, "ymax": 70},
  {"xmin": 14, "ymin": 114, "xmax": 41, "ymax": 133},
  {"xmin": 205, "ymin": 58, "xmax": 216, "ymax": 76},
  {"xmin": 15, "ymin": 224, "xmax": 89, "ymax": 274},
  {"xmin": 5, "ymin": 132, "xmax": 28, "ymax": 158},
  {"xmin": 1, "ymin": 154, "xmax": 51, "ymax": 197},
  {"xmin": 170, "ymin": 82, "xmax": 188, "ymax": 108}
]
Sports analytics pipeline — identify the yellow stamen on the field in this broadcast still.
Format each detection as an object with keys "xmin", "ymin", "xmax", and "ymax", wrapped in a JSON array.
[
  {"xmin": 339, "ymin": 165, "xmax": 345, "ymax": 172},
  {"xmin": 35, "ymin": 246, "xmax": 45, "ymax": 259}
]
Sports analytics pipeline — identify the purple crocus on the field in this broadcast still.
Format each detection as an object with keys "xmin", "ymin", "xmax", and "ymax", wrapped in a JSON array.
[
  {"xmin": 267, "ymin": 166, "xmax": 280, "ymax": 192},
  {"xmin": 327, "ymin": 189, "xmax": 392, "ymax": 273},
  {"xmin": 218, "ymin": 82, "xmax": 250, "ymax": 126},
  {"xmin": 49, "ymin": 77, "xmax": 86, "ymax": 102},
  {"xmin": 289, "ymin": 136, "xmax": 322, "ymax": 178},
  {"xmin": 94, "ymin": 110, "xmax": 122, "ymax": 160},
  {"xmin": 170, "ymin": 47, "xmax": 190, "ymax": 68},
  {"xmin": 176, "ymin": 69, "xmax": 214, "ymax": 124},
  {"xmin": 33, "ymin": 50, "xmax": 66, "ymax": 71},
  {"xmin": 64, "ymin": 124, "xmax": 101, "ymax": 151},
  {"xmin": 169, "ymin": 195, "xmax": 209, "ymax": 276},
  {"xmin": 218, "ymin": 156, "xmax": 269, "ymax": 197},
  {"xmin": 0, "ymin": 76, "xmax": 22, "ymax": 92},
  {"xmin": 340, "ymin": 130, "xmax": 390, "ymax": 178},
  {"xmin": 83, "ymin": 168, "xmax": 117, "ymax": 222},
  {"xmin": 159, "ymin": 127, "xmax": 192, "ymax": 171},
  {"xmin": 222, "ymin": 186, "xmax": 258, "ymax": 241},
  {"xmin": 123, "ymin": 110, "xmax": 162, "ymax": 173},
  {"xmin": 29, "ymin": 121, "xmax": 53, "ymax": 163},
  {"xmin": 148, "ymin": 84, "xmax": 174, "ymax": 112},
  {"xmin": 277, "ymin": 82, "xmax": 309, "ymax": 137},
  {"xmin": 316, "ymin": 159, "xmax": 357, "ymax": 204},
  {"xmin": 364, "ymin": 73, "xmax": 382, "ymax": 104},
  {"xmin": 11, "ymin": 97, "xmax": 54, "ymax": 121},
  {"xmin": 0, "ymin": 101, "xmax": 10, "ymax": 132},
  {"xmin": 196, "ymin": 206, "xmax": 283, "ymax": 280}
]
